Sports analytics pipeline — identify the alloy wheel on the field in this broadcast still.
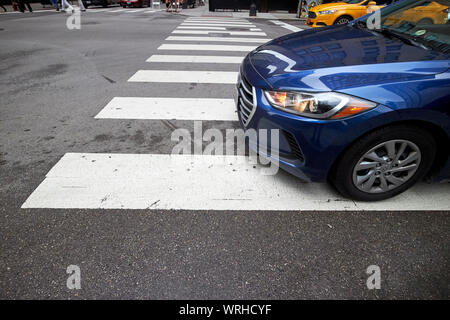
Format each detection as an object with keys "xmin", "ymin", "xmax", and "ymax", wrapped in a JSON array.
[{"xmin": 352, "ymin": 139, "xmax": 422, "ymax": 194}]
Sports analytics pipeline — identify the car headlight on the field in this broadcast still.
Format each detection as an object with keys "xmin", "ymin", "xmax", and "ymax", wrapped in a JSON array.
[
  {"xmin": 264, "ymin": 91, "xmax": 377, "ymax": 119},
  {"xmin": 319, "ymin": 10, "xmax": 337, "ymax": 15}
]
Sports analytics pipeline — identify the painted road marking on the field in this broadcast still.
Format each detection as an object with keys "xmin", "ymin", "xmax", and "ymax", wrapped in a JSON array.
[
  {"xmin": 172, "ymin": 30, "xmax": 267, "ymax": 36},
  {"xmin": 176, "ymin": 26, "xmax": 263, "ymax": 31},
  {"xmin": 270, "ymin": 20, "xmax": 303, "ymax": 32},
  {"xmin": 184, "ymin": 20, "xmax": 253, "ymax": 25},
  {"xmin": 158, "ymin": 44, "xmax": 258, "ymax": 52},
  {"xmin": 165, "ymin": 36, "xmax": 271, "ymax": 43},
  {"xmin": 181, "ymin": 23, "xmax": 257, "ymax": 28},
  {"xmin": 185, "ymin": 19, "xmax": 251, "ymax": 24},
  {"xmin": 21, "ymin": 153, "xmax": 450, "ymax": 210},
  {"xmin": 185, "ymin": 17, "xmax": 249, "ymax": 21},
  {"xmin": 177, "ymin": 26, "xmax": 228, "ymax": 30},
  {"xmin": 95, "ymin": 97, "xmax": 237, "ymax": 121},
  {"xmin": 128, "ymin": 70, "xmax": 238, "ymax": 84},
  {"xmin": 147, "ymin": 55, "xmax": 244, "ymax": 64}
]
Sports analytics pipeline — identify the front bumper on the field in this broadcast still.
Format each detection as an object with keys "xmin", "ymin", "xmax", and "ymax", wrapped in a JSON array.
[
  {"xmin": 237, "ymin": 58, "xmax": 398, "ymax": 182},
  {"xmin": 306, "ymin": 13, "xmax": 335, "ymax": 27}
]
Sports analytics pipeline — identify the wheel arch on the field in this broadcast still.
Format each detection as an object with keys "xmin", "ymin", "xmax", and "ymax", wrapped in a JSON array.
[
  {"xmin": 327, "ymin": 119, "xmax": 449, "ymax": 182},
  {"xmin": 333, "ymin": 14, "xmax": 354, "ymax": 24}
]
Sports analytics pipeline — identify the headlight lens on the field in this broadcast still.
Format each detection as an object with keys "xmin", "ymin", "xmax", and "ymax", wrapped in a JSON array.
[
  {"xmin": 319, "ymin": 10, "xmax": 337, "ymax": 15},
  {"xmin": 264, "ymin": 91, "xmax": 377, "ymax": 119}
]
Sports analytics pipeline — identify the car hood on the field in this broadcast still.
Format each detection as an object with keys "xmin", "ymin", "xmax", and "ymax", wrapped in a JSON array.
[
  {"xmin": 310, "ymin": 2, "xmax": 354, "ymax": 12},
  {"xmin": 248, "ymin": 25, "xmax": 450, "ymax": 92}
]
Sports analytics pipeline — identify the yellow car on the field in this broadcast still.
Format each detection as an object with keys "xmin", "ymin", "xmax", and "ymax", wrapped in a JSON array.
[
  {"xmin": 306, "ymin": 0, "xmax": 389, "ymax": 27},
  {"xmin": 384, "ymin": 1, "xmax": 449, "ymax": 26}
]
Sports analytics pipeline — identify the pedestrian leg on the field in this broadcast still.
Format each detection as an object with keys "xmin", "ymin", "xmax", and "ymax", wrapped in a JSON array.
[
  {"xmin": 61, "ymin": 0, "xmax": 74, "ymax": 12},
  {"xmin": 78, "ymin": 0, "xmax": 86, "ymax": 11},
  {"xmin": 17, "ymin": 0, "xmax": 25, "ymax": 12},
  {"xmin": 0, "ymin": 0, "xmax": 7, "ymax": 12},
  {"xmin": 24, "ymin": 0, "xmax": 32, "ymax": 12},
  {"xmin": 50, "ymin": 0, "xmax": 59, "ymax": 11}
]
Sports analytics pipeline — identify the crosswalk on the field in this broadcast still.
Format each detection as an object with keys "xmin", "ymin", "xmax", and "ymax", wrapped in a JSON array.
[{"xmin": 21, "ymin": 16, "xmax": 450, "ymax": 211}]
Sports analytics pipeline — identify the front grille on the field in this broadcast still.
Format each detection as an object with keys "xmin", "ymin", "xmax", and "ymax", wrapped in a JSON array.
[
  {"xmin": 283, "ymin": 130, "xmax": 304, "ymax": 162},
  {"xmin": 237, "ymin": 73, "xmax": 256, "ymax": 127},
  {"xmin": 308, "ymin": 11, "xmax": 317, "ymax": 19}
]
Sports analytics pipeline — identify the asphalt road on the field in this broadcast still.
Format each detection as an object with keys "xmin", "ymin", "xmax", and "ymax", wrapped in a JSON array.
[{"xmin": 0, "ymin": 7, "xmax": 449, "ymax": 299}]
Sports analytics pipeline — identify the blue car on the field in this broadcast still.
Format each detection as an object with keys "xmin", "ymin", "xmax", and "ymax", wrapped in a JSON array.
[{"xmin": 237, "ymin": 0, "xmax": 450, "ymax": 201}]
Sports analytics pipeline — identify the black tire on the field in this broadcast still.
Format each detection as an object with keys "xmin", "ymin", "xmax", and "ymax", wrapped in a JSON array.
[
  {"xmin": 102, "ymin": 0, "xmax": 108, "ymax": 7},
  {"xmin": 330, "ymin": 125, "xmax": 436, "ymax": 201},
  {"xmin": 334, "ymin": 15, "xmax": 352, "ymax": 25}
]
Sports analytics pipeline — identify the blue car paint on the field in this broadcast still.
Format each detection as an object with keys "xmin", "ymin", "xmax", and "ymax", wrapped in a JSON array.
[{"xmin": 240, "ymin": 24, "xmax": 450, "ymax": 183}]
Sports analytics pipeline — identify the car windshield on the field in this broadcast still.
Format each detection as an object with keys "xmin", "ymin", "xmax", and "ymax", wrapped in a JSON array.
[{"xmin": 357, "ymin": 0, "xmax": 450, "ymax": 52}]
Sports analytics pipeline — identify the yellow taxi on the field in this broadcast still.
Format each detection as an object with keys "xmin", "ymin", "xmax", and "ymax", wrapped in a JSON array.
[
  {"xmin": 384, "ymin": 1, "xmax": 449, "ymax": 25},
  {"xmin": 306, "ymin": 0, "xmax": 390, "ymax": 27}
]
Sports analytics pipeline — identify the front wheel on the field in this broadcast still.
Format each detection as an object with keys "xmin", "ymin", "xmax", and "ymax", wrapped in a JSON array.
[
  {"xmin": 330, "ymin": 125, "xmax": 436, "ymax": 201},
  {"xmin": 334, "ymin": 16, "xmax": 352, "ymax": 25}
]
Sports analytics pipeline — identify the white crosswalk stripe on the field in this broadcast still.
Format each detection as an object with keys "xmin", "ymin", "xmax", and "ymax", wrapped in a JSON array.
[
  {"xmin": 95, "ymin": 97, "xmax": 237, "ymax": 121},
  {"xmin": 146, "ymin": 55, "xmax": 244, "ymax": 64},
  {"xmin": 177, "ymin": 26, "xmax": 228, "ymax": 30},
  {"xmin": 158, "ymin": 44, "xmax": 258, "ymax": 52},
  {"xmin": 176, "ymin": 26, "xmax": 263, "ymax": 31},
  {"xmin": 186, "ymin": 20, "xmax": 252, "ymax": 24},
  {"xmin": 185, "ymin": 18, "xmax": 250, "ymax": 21},
  {"xmin": 21, "ymin": 153, "xmax": 450, "ymax": 210},
  {"xmin": 271, "ymin": 20, "xmax": 303, "ymax": 32},
  {"xmin": 181, "ymin": 23, "xmax": 257, "ymax": 28},
  {"xmin": 172, "ymin": 30, "xmax": 267, "ymax": 36},
  {"xmin": 183, "ymin": 19, "xmax": 253, "ymax": 24},
  {"xmin": 165, "ymin": 36, "xmax": 271, "ymax": 43},
  {"xmin": 128, "ymin": 70, "xmax": 238, "ymax": 84}
]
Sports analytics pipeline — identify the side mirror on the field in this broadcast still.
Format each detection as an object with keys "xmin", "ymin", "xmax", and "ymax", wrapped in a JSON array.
[{"xmin": 368, "ymin": 1, "xmax": 377, "ymax": 5}]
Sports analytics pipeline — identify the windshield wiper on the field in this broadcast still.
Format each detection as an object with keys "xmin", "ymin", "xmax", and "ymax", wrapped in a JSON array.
[
  {"xmin": 382, "ymin": 28, "xmax": 450, "ymax": 53},
  {"xmin": 353, "ymin": 22, "xmax": 449, "ymax": 54},
  {"xmin": 374, "ymin": 28, "xmax": 437, "ymax": 51},
  {"xmin": 376, "ymin": 28, "xmax": 417, "ymax": 45}
]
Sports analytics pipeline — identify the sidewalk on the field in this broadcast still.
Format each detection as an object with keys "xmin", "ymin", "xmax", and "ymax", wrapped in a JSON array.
[
  {"xmin": 0, "ymin": 3, "xmax": 56, "ymax": 13},
  {"xmin": 180, "ymin": 1, "xmax": 304, "ymax": 20}
]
